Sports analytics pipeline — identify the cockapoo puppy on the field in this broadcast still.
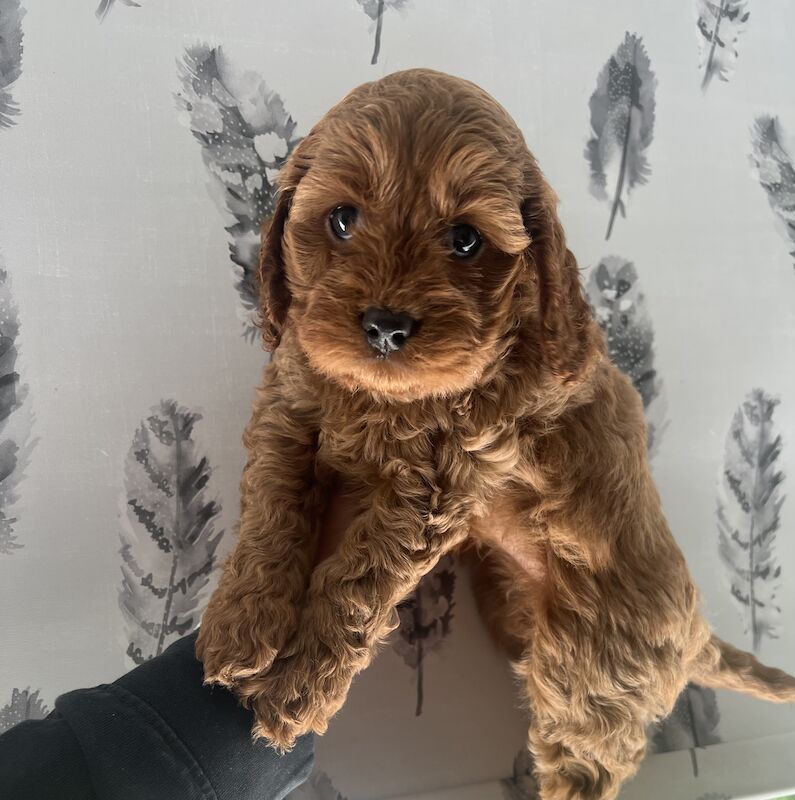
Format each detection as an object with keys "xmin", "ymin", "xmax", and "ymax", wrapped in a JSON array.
[{"xmin": 197, "ymin": 69, "xmax": 795, "ymax": 800}]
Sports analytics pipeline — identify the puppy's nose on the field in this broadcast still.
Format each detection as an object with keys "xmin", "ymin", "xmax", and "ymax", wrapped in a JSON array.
[{"xmin": 361, "ymin": 308, "xmax": 417, "ymax": 355}]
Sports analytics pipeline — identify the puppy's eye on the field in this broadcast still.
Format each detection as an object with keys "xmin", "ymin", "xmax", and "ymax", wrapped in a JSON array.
[
  {"xmin": 329, "ymin": 206, "xmax": 358, "ymax": 240},
  {"xmin": 450, "ymin": 224, "xmax": 482, "ymax": 258}
]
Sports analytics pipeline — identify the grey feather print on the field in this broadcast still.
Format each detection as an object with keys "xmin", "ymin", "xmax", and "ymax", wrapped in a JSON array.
[
  {"xmin": 696, "ymin": 0, "xmax": 749, "ymax": 91},
  {"xmin": 586, "ymin": 257, "xmax": 668, "ymax": 458},
  {"xmin": 750, "ymin": 115, "xmax": 795, "ymax": 269},
  {"xmin": 285, "ymin": 769, "xmax": 348, "ymax": 800},
  {"xmin": 500, "ymin": 749, "xmax": 539, "ymax": 800},
  {"xmin": 0, "ymin": 688, "xmax": 49, "ymax": 733},
  {"xmin": 95, "ymin": 0, "xmax": 141, "ymax": 23},
  {"xmin": 0, "ymin": 266, "xmax": 35, "ymax": 555},
  {"xmin": 586, "ymin": 32, "xmax": 657, "ymax": 240},
  {"xmin": 717, "ymin": 389, "xmax": 785, "ymax": 652},
  {"xmin": 176, "ymin": 45, "xmax": 300, "ymax": 341},
  {"xmin": 0, "ymin": 0, "xmax": 24, "ymax": 129},
  {"xmin": 357, "ymin": 0, "xmax": 408, "ymax": 65},
  {"xmin": 393, "ymin": 554, "xmax": 456, "ymax": 716},
  {"xmin": 119, "ymin": 399, "xmax": 224, "ymax": 666},
  {"xmin": 650, "ymin": 684, "xmax": 721, "ymax": 777}
]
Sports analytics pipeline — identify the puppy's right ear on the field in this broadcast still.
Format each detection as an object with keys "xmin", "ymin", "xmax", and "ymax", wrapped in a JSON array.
[
  {"xmin": 257, "ymin": 136, "xmax": 316, "ymax": 351},
  {"xmin": 257, "ymin": 188, "xmax": 293, "ymax": 351}
]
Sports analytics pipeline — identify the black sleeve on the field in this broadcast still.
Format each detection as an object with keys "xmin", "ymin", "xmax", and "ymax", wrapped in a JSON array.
[{"xmin": 0, "ymin": 631, "xmax": 314, "ymax": 800}]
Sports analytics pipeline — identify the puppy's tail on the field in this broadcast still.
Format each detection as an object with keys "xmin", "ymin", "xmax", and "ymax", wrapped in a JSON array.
[{"xmin": 693, "ymin": 635, "xmax": 795, "ymax": 703}]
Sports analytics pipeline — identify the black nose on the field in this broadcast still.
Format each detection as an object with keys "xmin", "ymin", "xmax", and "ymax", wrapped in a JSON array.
[{"xmin": 361, "ymin": 308, "xmax": 417, "ymax": 355}]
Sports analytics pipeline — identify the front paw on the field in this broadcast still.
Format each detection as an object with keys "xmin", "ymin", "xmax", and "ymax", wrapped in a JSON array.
[
  {"xmin": 196, "ymin": 593, "xmax": 284, "ymax": 688},
  {"xmin": 240, "ymin": 639, "xmax": 352, "ymax": 752},
  {"xmin": 199, "ymin": 636, "xmax": 278, "ymax": 689},
  {"xmin": 249, "ymin": 687, "xmax": 311, "ymax": 753}
]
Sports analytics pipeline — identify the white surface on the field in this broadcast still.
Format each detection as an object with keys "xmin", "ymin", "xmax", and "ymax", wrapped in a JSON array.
[{"xmin": 390, "ymin": 733, "xmax": 795, "ymax": 800}]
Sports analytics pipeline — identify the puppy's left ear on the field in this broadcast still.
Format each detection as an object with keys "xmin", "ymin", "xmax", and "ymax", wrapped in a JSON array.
[
  {"xmin": 257, "ymin": 135, "xmax": 317, "ymax": 351},
  {"xmin": 522, "ymin": 183, "xmax": 597, "ymax": 382}
]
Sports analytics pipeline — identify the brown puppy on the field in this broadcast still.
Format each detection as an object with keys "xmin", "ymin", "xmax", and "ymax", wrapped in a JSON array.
[{"xmin": 196, "ymin": 69, "xmax": 795, "ymax": 799}]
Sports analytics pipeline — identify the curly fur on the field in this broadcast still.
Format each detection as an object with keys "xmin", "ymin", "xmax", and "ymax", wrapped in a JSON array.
[{"xmin": 196, "ymin": 69, "xmax": 795, "ymax": 799}]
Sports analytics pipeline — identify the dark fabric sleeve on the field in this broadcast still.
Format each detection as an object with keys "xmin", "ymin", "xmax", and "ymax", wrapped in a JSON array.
[
  {"xmin": 0, "ymin": 708, "xmax": 97, "ymax": 800},
  {"xmin": 0, "ymin": 631, "xmax": 314, "ymax": 800}
]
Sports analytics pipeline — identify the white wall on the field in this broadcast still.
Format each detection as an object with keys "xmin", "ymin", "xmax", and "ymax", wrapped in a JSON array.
[{"xmin": 0, "ymin": 2, "xmax": 793, "ymax": 798}]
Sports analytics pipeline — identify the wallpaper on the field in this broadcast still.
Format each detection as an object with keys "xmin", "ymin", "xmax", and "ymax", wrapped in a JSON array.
[{"xmin": 0, "ymin": 2, "xmax": 793, "ymax": 799}]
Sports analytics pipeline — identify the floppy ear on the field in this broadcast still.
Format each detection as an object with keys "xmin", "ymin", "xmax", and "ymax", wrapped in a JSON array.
[
  {"xmin": 257, "ymin": 188, "xmax": 293, "ymax": 351},
  {"xmin": 522, "ymin": 184, "xmax": 597, "ymax": 382},
  {"xmin": 257, "ymin": 136, "xmax": 316, "ymax": 351}
]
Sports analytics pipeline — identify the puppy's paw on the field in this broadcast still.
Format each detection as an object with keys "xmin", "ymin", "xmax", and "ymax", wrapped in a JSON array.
[
  {"xmin": 249, "ymin": 693, "xmax": 310, "ymax": 754},
  {"xmin": 196, "ymin": 598, "xmax": 282, "ymax": 688},
  {"xmin": 199, "ymin": 638, "xmax": 279, "ymax": 689},
  {"xmin": 240, "ymin": 640, "xmax": 348, "ymax": 751}
]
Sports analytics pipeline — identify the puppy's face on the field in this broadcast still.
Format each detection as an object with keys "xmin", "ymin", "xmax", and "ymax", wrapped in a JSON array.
[{"xmin": 260, "ymin": 70, "xmax": 592, "ymax": 401}]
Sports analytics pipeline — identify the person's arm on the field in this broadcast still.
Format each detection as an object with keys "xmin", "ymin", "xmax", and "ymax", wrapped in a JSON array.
[{"xmin": 0, "ymin": 631, "xmax": 313, "ymax": 800}]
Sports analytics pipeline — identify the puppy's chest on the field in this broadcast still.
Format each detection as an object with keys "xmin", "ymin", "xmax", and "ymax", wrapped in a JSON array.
[
  {"xmin": 314, "ymin": 404, "xmax": 526, "ymax": 503},
  {"xmin": 315, "ymin": 413, "xmax": 440, "ymax": 484}
]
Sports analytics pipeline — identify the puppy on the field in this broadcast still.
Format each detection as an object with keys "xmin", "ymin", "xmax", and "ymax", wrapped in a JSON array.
[{"xmin": 196, "ymin": 68, "xmax": 795, "ymax": 799}]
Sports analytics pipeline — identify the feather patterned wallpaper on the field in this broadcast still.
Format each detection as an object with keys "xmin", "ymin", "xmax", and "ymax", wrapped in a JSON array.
[
  {"xmin": 586, "ymin": 32, "xmax": 657, "ymax": 240},
  {"xmin": 0, "ymin": 2, "xmax": 794, "ymax": 800},
  {"xmin": 119, "ymin": 399, "xmax": 223, "ymax": 665}
]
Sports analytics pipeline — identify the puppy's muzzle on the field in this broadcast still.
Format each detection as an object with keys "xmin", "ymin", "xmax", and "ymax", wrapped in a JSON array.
[{"xmin": 361, "ymin": 308, "xmax": 417, "ymax": 356}]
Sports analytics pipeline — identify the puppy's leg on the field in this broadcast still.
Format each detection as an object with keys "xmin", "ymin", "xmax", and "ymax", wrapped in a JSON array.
[
  {"xmin": 520, "ymin": 607, "xmax": 666, "ymax": 798},
  {"xmin": 527, "ymin": 722, "xmax": 645, "ymax": 800},
  {"xmin": 469, "ymin": 530, "xmax": 659, "ymax": 799},
  {"xmin": 514, "ymin": 543, "xmax": 697, "ymax": 800},
  {"xmin": 196, "ymin": 359, "xmax": 321, "ymax": 688},
  {"xmin": 502, "ymin": 370, "xmax": 713, "ymax": 797},
  {"xmin": 244, "ymin": 475, "xmax": 470, "ymax": 750}
]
